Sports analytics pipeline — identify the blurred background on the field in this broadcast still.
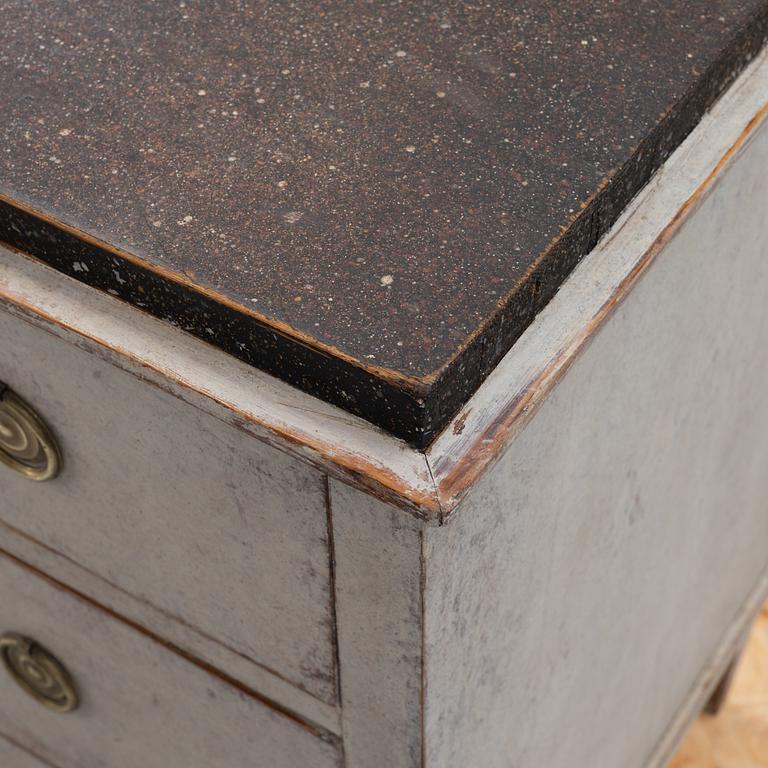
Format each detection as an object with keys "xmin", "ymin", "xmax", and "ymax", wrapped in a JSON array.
[{"xmin": 668, "ymin": 604, "xmax": 768, "ymax": 768}]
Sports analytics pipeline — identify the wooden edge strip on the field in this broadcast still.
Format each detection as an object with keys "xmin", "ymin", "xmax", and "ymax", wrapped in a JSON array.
[
  {"xmin": 429, "ymin": 97, "xmax": 768, "ymax": 518},
  {"xmin": 0, "ymin": 266, "xmax": 443, "ymax": 522}
]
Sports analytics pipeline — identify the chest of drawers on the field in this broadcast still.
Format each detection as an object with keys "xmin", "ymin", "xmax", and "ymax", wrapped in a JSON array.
[{"xmin": 2, "ymin": 3, "xmax": 768, "ymax": 767}]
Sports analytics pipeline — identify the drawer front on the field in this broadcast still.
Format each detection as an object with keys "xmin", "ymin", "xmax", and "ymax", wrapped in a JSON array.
[
  {"xmin": 0, "ymin": 552, "xmax": 342, "ymax": 768},
  {"xmin": 0, "ymin": 734, "xmax": 52, "ymax": 768},
  {"xmin": 0, "ymin": 308, "xmax": 337, "ymax": 704}
]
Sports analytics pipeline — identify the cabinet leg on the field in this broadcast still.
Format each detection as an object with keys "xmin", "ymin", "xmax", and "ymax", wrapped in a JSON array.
[{"xmin": 703, "ymin": 628, "xmax": 751, "ymax": 716}]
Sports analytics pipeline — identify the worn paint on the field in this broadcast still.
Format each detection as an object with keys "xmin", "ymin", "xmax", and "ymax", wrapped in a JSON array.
[{"xmin": 1, "ymin": 0, "xmax": 767, "ymax": 446}]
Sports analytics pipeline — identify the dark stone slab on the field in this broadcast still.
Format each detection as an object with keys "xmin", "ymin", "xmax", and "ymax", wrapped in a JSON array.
[{"xmin": 2, "ymin": 1, "xmax": 767, "ymax": 447}]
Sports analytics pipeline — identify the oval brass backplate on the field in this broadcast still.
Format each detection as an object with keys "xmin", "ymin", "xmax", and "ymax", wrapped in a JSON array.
[
  {"xmin": 0, "ymin": 383, "xmax": 61, "ymax": 481},
  {"xmin": 0, "ymin": 633, "xmax": 79, "ymax": 713}
]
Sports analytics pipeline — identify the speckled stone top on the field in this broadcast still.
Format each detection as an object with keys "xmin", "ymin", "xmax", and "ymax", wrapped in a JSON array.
[{"xmin": 2, "ymin": 1, "xmax": 767, "ymax": 447}]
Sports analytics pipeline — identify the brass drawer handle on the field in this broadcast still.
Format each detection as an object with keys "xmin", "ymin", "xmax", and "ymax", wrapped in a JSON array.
[
  {"xmin": 0, "ymin": 382, "xmax": 61, "ymax": 481},
  {"xmin": 0, "ymin": 633, "xmax": 79, "ymax": 713}
]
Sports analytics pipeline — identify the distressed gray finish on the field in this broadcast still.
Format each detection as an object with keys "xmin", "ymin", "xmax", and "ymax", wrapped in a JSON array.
[
  {"xmin": 422, "ymin": 104, "xmax": 768, "ymax": 768},
  {"xmin": 0, "ymin": 734, "xmax": 53, "ymax": 768},
  {"xmin": 331, "ymin": 481, "xmax": 424, "ymax": 768},
  {"xmin": 0, "ymin": 552, "xmax": 342, "ymax": 768},
  {"xmin": 0, "ymin": 309, "xmax": 337, "ymax": 705}
]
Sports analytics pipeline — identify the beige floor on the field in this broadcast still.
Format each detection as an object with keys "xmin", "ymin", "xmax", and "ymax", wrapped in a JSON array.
[{"xmin": 667, "ymin": 605, "xmax": 768, "ymax": 767}]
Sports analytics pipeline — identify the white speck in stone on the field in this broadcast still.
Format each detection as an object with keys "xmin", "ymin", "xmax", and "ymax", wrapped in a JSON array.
[
  {"xmin": 328, "ymin": 165, "xmax": 337, "ymax": 170},
  {"xmin": 395, "ymin": 50, "xmax": 407, "ymax": 58},
  {"xmin": 277, "ymin": 180, "xmax": 287, "ymax": 188},
  {"xmin": 405, "ymin": 145, "xmax": 416, "ymax": 153},
  {"xmin": 380, "ymin": 274, "xmax": 394, "ymax": 286},
  {"xmin": 197, "ymin": 89, "xmax": 206, "ymax": 96},
  {"xmin": 281, "ymin": 68, "xmax": 291, "ymax": 75},
  {"xmin": 227, "ymin": 156, "xmax": 237, "ymax": 162},
  {"xmin": 49, "ymin": 156, "xmax": 62, "ymax": 165},
  {"xmin": 152, "ymin": 220, "xmax": 162, "ymax": 227},
  {"xmin": 177, "ymin": 215, "xmax": 193, "ymax": 225},
  {"xmin": 58, "ymin": 128, "xmax": 72, "ymax": 137},
  {"xmin": 580, "ymin": 39, "xmax": 589, "ymax": 46},
  {"xmin": 72, "ymin": 261, "xmax": 89, "ymax": 272},
  {"xmin": 359, "ymin": 81, "xmax": 370, "ymax": 88},
  {"xmin": 436, "ymin": 91, "xmax": 446, "ymax": 98},
  {"xmin": 111, "ymin": 169, "xmax": 118, "ymax": 174},
  {"xmin": 283, "ymin": 211, "xmax": 304, "ymax": 224},
  {"xmin": 112, "ymin": 270, "xmax": 126, "ymax": 285},
  {"xmin": 205, "ymin": 327, "xmax": 214, "ymax": 335},
  {"xmin": 257, "ymin": 98, "xmax": 265, "ymax": 104}
]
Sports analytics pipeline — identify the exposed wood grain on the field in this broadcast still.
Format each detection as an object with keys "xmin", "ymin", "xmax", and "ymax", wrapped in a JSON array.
[{"xmin": 667, "ymin": 606, "xmax": 768, "ymax": 768}]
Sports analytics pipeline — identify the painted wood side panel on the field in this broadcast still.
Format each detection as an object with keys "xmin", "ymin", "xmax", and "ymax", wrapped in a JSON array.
[
  {"xmin": 0, "ymin": 309, "xmax": 337, "ymax": 705},
  {"xmin": 330, "ymin": 480, "xmax": 423, "ymax": 768},
  {"xmin": 0, "ymin": 553, "xmax": 342, "ymax": 768},
  {"xmin": 424, "ymin": 118, "xmax": 768, "ymax": 768}
]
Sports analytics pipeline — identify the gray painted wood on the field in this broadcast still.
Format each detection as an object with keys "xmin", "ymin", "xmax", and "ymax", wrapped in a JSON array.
[
  {"xmin": 0, "ymin": 733, "xmax": 56, "ymax": 768},
  {"xmin": 645, "ymin": 571, "xmax": 768, "ymax": 768},
  {"xmin": 0, "ymin": 517, "xmax": 341, "ymax": 735},
  {"xmin": 0, "ymin": 309, "xmax": 337, "ymax": 705},
  {"xmin": 331, "ymin": 480, "xmax": 424, "ymax": 768},
  {"xmin": 0, "ymin": 552, "xmax": 342, "ymax": 768},
  {"xmin": 422, "ymin": 113, "xmax": 768, "ymax": 768}
]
